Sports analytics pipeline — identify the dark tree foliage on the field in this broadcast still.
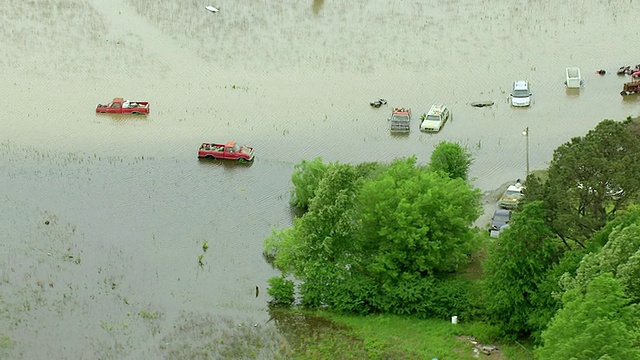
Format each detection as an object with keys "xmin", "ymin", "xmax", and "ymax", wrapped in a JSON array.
[
  {"xmin": 428, "ymin": 141, "xmax": 473, "ymax": 181},
  {"xmin": 527, "ymin": 119, "xmax": 640, "ymax": 247},
  {"xmin": 483, "ymin": 201, "xmax": 563, "ymax": 340}
]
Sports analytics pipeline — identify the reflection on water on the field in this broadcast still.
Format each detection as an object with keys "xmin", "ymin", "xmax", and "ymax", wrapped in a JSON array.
[
  {"xmin": 565, "ymin": 88, "xmax": 581, "ymax": 97},
  {"xmin": 312, "ymin": 0, "xmax": 324, "ymax": 15}
]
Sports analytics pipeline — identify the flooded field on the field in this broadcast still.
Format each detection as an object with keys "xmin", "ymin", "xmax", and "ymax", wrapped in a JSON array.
[{"xmin": 1, "ymin": 0, "xmax": 639, "ymax": 358}]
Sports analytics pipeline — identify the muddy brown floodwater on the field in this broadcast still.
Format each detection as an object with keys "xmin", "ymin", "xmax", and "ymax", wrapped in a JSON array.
[{"xmin": 1, "ymin": 0, "xmax": 639, "ymax": 358}]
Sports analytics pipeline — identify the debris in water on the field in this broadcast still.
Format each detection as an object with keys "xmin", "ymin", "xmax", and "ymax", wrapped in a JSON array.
[
  {"xmin": 470, "ymin": 101, "xmax": 494, "ymax": 108},
  {"xmin": 370, "ymin": 98, "xmax": 387, "ymax": 108}
]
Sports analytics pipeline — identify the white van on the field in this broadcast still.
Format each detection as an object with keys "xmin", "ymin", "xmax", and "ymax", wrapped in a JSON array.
[{"xmin": 420, "ymin": 104, "xmax": 451, "ymax": 132}]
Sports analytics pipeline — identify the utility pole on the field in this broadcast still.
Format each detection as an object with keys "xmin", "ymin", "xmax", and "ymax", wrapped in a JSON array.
[{"xmin": 522, "ymin": 127, "xmax": 530, "ymax": 177}]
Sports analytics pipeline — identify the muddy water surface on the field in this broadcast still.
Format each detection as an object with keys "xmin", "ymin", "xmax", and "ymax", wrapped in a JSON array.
[{"xmin": 1, "ymin": 0, "xmax": 639, "ymax": 358}]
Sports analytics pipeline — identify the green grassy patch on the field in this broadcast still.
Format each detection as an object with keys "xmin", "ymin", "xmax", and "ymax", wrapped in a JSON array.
[
  {"xmin": 0, "ymin": 333, "xmax": 14, "ymax": 358},
  {"xmin": 280, "ymin": 310, "xmax": 534, "ymax": 360}
]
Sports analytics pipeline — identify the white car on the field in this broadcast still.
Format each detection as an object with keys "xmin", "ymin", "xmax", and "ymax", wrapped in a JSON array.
[
  {"xmin": 420, "ymin": 104, "xmax": 451, "ymax": 132},
  {"xmin": 510, "ymin": 80, "xmax": 532, "ymax": 107}
]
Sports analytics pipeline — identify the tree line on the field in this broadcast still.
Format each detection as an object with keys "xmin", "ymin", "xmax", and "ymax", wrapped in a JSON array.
[{"xmin": 264, "ymin": 117, "xmax": 640, "ymax": 359}]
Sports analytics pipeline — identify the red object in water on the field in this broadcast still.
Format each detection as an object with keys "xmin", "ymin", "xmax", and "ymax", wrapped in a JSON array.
[
  {"xmin": 198, "ymin": 141, "xmax": 255, "ymax": 162},
  {"xmin": 96, "ymin": 98, "xmax": 150, "ymax": 115}
]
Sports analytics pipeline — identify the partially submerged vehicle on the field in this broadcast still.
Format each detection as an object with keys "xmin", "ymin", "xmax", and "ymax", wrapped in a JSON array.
[
  {"xmin": 96, "ymin": 98, "xmax": 150, "ymax": 115},
  {"xmin": 470, "ymin": 101, "xmax": 494, "ymax": 108},
  {"xmin": 498, "ymin": 184, "xmax": 525, "ymax": 209},
  {"xmin": 510, "ymin": 80, "xmax": 532, "ymax": 107},
  {"xmin": 621, "ymin": 81, "xmax": 640, "ymax": 96},
  {"xmin": 490, "ymin": 209, "xmax": 512, "ymax": 233},
  {"xmin": 198, "ymin": 141, "xmax": 255, "ymax": 162},
  {"xmin": 565, "ymin": 67, "xmax": 582, "ymax": 88},
  {"xmin": 389, "ymin": 107, "xmax": 411, "ymax": 133},
  {"xmin": 419, "ymin": 104, "xmax": 451, "ymax": 132},
  {"xmin": 370, "ymin": 98, "xmax": 387, "ymax": 108}
]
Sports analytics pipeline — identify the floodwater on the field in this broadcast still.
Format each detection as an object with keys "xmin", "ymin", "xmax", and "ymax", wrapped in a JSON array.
[{"xmin": 1, "ymin": 0, "xmax": 639, "ymax": 358}]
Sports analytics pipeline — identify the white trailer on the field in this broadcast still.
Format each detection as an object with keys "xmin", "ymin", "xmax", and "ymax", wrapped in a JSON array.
[{"xmin": 565, "ymin": 67, "xmax": 582, "ymax": 88}]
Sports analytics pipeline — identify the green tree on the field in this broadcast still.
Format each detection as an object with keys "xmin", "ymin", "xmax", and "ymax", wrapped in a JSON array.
[
  {"xmin": 289, "ymin": 157, "xmax": 329, "ymax": 209},
  {"xmin": 355, "ymin": 157, "xmax": 481, "ymax": 281},
  {"xmin": 531, "ymin": 120, "xmax": 640, "ymax": 246},
  {"xmin": 536, "ymin": 273, "xmax": 640, "ymax": 360},
  {"xmin": 483, "ymin": 201, "xmax": 562, "ymax": 340},
  {"xmin": 428, "ymin": 141, "xmax": 473, "ymax": 181},
  {"xmin": 560, "ymin": 219, "xmax": 640, "ymax": 304},
  {"xmin": 265, "ymin": 157, "xmax": 483, "ymax": 315},
  {"xmin": 265, "ymin": 162, "xmax": 365, "ymax": 307}
]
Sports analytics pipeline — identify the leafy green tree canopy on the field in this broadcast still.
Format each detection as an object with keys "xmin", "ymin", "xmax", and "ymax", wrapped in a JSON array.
[
  {"xmin": 289, "ymin": 157, "xmax": 329, "ymax": 209},
  {"xmin": 560, "ymin": 217, "xmax": 640, "ymax": 303},
  {"xmin": 536, "ymin": 273, "xmax": 640, "ymax": 360},
  {"xmin": 265, "ymin": 157, "xmax": 483, "ymax": 314},
  {"xmin": 483, "ymin": 201, "xmax": 561, "ymax": 340},
  {"xmin": 428, "ymin": 141, "xmax": 473, "ymax": 181},
  {"xmin": 354, "ymin": 157, "xmax": 481, "ymax": 282}
]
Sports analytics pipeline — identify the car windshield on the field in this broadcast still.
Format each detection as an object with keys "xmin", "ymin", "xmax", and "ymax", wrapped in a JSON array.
[
  {"xmin": 392, "ymin": 115, "xmax": 409, "ymax": 121},
  {"xmin": 504, "ymin": 190, "xmax": 523, "ymax": 199},
  {"xmin": 512, "ymin": 89, "xmax": 531, "ymax": 97},
  {"xmin": 426, "ymin": 115, "xmax": 440, "ymax": 121}
]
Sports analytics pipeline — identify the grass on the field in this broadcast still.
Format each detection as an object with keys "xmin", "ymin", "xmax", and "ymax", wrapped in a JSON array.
[
  {"xmin": 0, "ymin": 334, "xmax": 13, "ymax": 358},
  {"xmin": 279, "ymin": 310, "xmax": 534, "ymax": 360}
]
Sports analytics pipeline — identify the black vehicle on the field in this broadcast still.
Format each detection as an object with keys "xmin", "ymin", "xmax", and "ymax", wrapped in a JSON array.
[{"xmin": 490, "ymin": 209, "xmax": 512, "ymax": 233}]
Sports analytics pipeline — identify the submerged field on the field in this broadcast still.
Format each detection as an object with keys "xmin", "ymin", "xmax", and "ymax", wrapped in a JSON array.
[{"xmin": 1, "ymin": 0, "xmax": 639, "ymax": 358}]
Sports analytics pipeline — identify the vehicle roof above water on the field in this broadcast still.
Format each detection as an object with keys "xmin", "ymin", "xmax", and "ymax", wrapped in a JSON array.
[
  {"xmin": 513, "ymin": 80, "xmax": 529, "ymax": 90},
  {"xmin": 427, "ymin": 104, "xmax": 447, "ymax": 115},
  {"xmin": 393, "ymin": 107, "xmax": 410, "ymax": 115},
  {"xmin": 493, "ymin": 209, "xmax": 511, "ymax": 216},
  {"xmin": 506, "ymin": 185, "xmax": 523, "ymax": 192}
]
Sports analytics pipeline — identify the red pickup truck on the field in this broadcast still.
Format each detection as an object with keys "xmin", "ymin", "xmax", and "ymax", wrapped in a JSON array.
[
  {"xmin": 96, "ymin": 98, "xmax": 150, "ymax": 115},
  {"xmin": 198, "ymin": 141, "xmax": 255, "ymax": 162}
]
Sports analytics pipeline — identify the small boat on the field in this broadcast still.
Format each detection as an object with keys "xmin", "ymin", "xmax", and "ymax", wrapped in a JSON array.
[{"xmin": 205, "ymin": 5, "xmax": 219, "ymax": 13}]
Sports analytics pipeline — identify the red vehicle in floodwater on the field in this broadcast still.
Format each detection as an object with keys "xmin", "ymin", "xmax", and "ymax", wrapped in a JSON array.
[
  {"xmin": 96, "ymin": 98, "xmax": 150, "ymax": 115},
  {"xmin": 198, "ymin": 141, "xmax": 255, "ymax": 162}
]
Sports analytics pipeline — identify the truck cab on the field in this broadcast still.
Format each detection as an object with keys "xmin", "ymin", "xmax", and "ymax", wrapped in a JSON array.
[{"xmin": 389, "ymin": 108, "xmax": 411, "ymax": 133}]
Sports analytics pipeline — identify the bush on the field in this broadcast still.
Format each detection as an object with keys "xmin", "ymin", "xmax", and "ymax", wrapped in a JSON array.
[{"xmin": 267, "ymin": 276, "xmax": 295, "ymax": 307}]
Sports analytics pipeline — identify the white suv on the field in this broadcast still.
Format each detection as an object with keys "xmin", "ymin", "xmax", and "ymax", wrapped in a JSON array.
[
  {"xmin": 510, "ymin": 80, "xmax": 532, "ymax": 107},
  {"xmin": 420, "ymin": 104, "xmax": 451, "ymax": 132}
]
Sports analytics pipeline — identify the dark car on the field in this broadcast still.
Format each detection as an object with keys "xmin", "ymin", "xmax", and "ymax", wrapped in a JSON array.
[{"xmin": 490, "ymin": 209, "xmax": 512, "ymax": 233}]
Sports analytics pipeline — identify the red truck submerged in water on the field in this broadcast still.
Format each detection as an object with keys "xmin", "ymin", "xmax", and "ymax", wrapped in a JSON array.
[
  {"xmin": 198, "ymin": 141, "xmax": 255, "ymax": 162},
  {"xmin": 96, "ymin": 98, "xmax": 150, "ymax": 115}
]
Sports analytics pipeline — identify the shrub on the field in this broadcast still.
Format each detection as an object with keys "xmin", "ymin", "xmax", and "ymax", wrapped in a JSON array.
[{"xmin": 267, "ymin": 276, "xmax": 295, "ymax": 307}]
